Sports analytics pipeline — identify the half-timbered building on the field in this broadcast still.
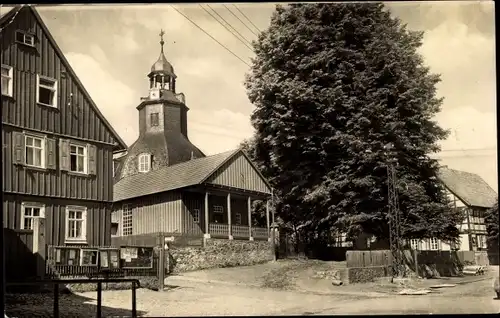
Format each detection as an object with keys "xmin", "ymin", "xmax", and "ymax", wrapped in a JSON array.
[{"xmin": 1, "ymin": 5, "xmax": 127, "ymax": 254}]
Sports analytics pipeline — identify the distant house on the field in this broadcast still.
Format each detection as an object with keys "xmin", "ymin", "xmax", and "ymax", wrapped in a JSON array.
[
  {"xmin": 111, "ymin": 31, "xmax": 273, "ymax": 267},
  {"xmin": 335, "ymin": 167, "xmax": 497, "ymax": 252},
  {"xmin": 433, "ymin": 167, "xmax": 497, "ymax": 252},
  {"xmin": 1, "ymin": 5, "xmax": 127, "ymax": 279}
]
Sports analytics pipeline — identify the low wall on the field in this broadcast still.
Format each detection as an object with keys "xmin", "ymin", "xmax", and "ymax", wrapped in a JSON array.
[
  {"xmin": 347, "ymin": 266, "xmax": 391, "ymax": 284},
  {"xmin": 169, "ymin": 238, "xmax": 273, "ymax": 273}
]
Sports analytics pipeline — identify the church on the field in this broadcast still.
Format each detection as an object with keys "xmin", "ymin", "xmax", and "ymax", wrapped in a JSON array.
[{"xmin": 111, "ymin": 31, "xmax": 273, "ymax": 253}]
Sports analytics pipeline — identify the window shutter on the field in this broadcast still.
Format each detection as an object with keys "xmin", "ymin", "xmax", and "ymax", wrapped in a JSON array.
[
  {"xmin": 46, "ymin": 138, "xmax": 56, "ymax": 169},
  {"xmin": 87, "ymin": 144, "xmax": 97, "ymax": 175},
  {"xmin": 59, "ymin": 138, "xmax": 70, "ymax": 171},
  {"xmin": 13, "ymin": 131, "xmax": 25, "ymax": 164}
]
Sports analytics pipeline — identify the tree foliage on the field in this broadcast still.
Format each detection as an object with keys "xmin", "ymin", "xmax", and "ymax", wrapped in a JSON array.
[
  {"xmin": 245, "ymin": 3, "xmax": 462, "ymax": 243},
  {"xmin": 485, "ymin": 201, "xmax": 499, "ymax": 249}
]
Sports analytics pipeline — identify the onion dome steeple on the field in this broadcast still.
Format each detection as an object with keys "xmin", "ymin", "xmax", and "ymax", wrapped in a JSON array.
[{"xmin": 148, "ymin": 29, "xmax": 177, "ymax": 100}]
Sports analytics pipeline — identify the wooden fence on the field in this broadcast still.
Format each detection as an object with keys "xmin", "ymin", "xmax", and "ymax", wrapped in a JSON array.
[
  {"xmin": 346, "ymin": 250, "xmax": 392, "ymax": 268},
  {"xmin": 4, "ymin": 229, "xmax": 36, "ymax": 282}
]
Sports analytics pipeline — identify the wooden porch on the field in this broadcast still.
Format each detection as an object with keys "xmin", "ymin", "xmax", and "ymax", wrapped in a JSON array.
[{"xmin": 185, "ymin": 184, "xmax": 273, "ymax": 241}]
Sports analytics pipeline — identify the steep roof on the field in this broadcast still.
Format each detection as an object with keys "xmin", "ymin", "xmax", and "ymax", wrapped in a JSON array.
[
  {"xmin": 437, "ymin": 167, "xmax": 497, "ymax": 208},
  {"xmin": 114, "ymin": 149, "xmax": 239, "ymax": 202},
  {"xmin": 0, "ymin": 5, "xmax": 127, "ymax": 151}
]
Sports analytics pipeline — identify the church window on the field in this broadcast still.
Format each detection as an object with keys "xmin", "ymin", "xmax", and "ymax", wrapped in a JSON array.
[
  {"xmin": 150, "ymin": 113, "xmax": 159, "ymax": 127},
  {"xmin": 138, "ymin": 153, "xmax": 151, "ymax": 173}
]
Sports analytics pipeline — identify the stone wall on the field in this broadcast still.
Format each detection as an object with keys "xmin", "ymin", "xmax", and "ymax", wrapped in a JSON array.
[
  {"xmin": 346, "ymin": 266, "xmax": 390, "ymax": 284},
  {"xmin": 168, "ymin": 238, "xmax": 273, "ymax": 273}
]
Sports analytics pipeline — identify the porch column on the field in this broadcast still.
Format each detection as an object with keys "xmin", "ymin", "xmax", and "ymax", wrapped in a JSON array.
[
  {"xmin": 248, "ymin": 197, "xmax": 253, "ymax": 241},
  {"xmin": 204, "ymin": 192, "xmax": 210, "ymax": 238},
  {"xmin": 266, "ymin": 199, "xmax": 270, "ymax": 239},
  {"xmin": 227, "ymin": 193, "xmax": 233, "ymax": 239}
]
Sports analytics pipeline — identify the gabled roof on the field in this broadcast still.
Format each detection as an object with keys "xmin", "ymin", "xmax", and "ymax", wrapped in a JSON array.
[
  {"xmin": 114, "ymin": 149, "xmax": 238, "ymax": 202},
  {"xmin": 113, "ymin": 148, "xmax": 272, "ymax": 202},
  {"xmin": 437, "ymin": 167, "xmax": 497, "ymax": 209},
  {"xmin": 0, "ymin": 5, "xmax": 127, "ymax": 151}
]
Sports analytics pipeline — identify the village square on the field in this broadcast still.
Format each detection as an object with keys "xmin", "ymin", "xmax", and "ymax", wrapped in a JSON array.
[{"xmin": 1, "ymin": 3, "xmax": 499, "ymax": 317}]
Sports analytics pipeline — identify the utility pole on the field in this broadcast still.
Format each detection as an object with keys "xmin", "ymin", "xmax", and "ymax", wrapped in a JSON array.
[{"xmin": 384, "ymin": 143, "xmax": 404, "ymax": 279}]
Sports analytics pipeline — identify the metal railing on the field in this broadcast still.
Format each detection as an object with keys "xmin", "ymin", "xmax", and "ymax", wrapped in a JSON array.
[{"xmin": 6, "ymin": 278, "xmax": 140, "ymax": 318}]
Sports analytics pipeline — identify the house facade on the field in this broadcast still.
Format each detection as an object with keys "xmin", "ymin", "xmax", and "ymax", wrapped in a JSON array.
[
  {"xmin": 1, "ymin": 6, "xmax": 127, "ymax": 249},
  {"xmin": 430, "ymin": 167, "xmax": 496, "ymax": 252},
  {"xmin": 111, "ymin": 31, "xmax": 273, "ymax": 259}
]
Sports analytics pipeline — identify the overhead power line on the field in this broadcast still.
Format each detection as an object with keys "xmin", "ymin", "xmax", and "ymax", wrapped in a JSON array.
[
  {"xmin": 223, "ymin": 4, "xmax": 259, "ymax": 37},
  {"xmin": 169, "ymin": 5, "xmax": 251, "ymax": 67},
  {"xmin": 199, "ymin": 4, "xmax": 253, "ymax": 52},
  {"xmin": 206, "ymin": 4, "xmax": 254, "ymax": 46},
  {"xmin": 232, "ymin": 4, "xmax": 261, "ymax": 33}
]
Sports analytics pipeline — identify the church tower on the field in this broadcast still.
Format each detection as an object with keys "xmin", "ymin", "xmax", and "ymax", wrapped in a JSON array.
[{"xmin": 115, "ymin": 30, "xmax": 205, "ymax": 180}]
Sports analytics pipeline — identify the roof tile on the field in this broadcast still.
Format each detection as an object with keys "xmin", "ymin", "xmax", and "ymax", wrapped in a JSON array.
[
  {"xmin": 113, "ymin": 149, "xmax": 238, "ymax": 202},
  {"xmin": 438, "ymin": 167, "xmax": 497, "ymax": 208}
]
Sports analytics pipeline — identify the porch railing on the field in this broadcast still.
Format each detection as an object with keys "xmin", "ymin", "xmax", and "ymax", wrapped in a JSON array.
[
  {"xmin": 209, "ymin": 223, "xmax": 229, "ymax": 236},
  {"xmin": 252, "ymin": 227, "xmax": 269, "ymax": 239},
  {"xmin": 232, "ymin": 225, "xmax": 250, "ymax": 238},
  {"xmin": 208, "ymin": 223, "xmax": 268, "ymax": 239}
]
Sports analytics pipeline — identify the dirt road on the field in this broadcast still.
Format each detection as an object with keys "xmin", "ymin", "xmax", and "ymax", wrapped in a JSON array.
[{"xmin": 63, "ymin": 275, "xmax": 498, "ymax": 316}]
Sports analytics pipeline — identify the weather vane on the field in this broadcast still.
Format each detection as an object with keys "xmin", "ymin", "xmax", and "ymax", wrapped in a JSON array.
[{"xmin": 159, "ymin": 29, "xmax": 165, "ymax": 52}]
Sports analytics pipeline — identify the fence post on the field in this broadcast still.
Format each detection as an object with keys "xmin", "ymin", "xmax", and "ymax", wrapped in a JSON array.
[
  {"xmin": 53, "ymin": 283, "xmax": 59, "ymax": 318},
  {"xmin": 132, "ymin": 281, "xmax": 137, "ymax": 318},
  {"xmin": 158, "ymin": 234, "xmax": 165, "ymax": 291},
  {"xmin": 414, "ymin": 249, "xmax": 419, "ymax": 278},
  {"xmin": 32, "ymin": 217, "xmax": 46, "ymax": 280},
  {"xmin": 97, "ymin": 281, "xmax": 102, "ymax": 318}
]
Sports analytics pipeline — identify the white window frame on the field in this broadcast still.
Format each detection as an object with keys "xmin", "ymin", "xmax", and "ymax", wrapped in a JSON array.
[
  {"xmin": 16, "ymin": 31, "xmax": 35, "ymax": 47},
  {"xmin": 25, "ymin": 134, "xmax": 46, "ymax": 168},
  {"xmin": 429, "ymin": 237, "xmax": 439, "ymax": 251},
  {"xmin": 409, "ymin": 239, "xmax": 422, "ymax": 250},
  {"xmin": 1, "ymin": 64, "xmax": 13, "ymax": 97},
  {"xmin": 477, "ymin": 234, "xmax": 487, "ymax": 249},
  {"xmin": 138, "ymin": 153, "xmax": 151, "ymax": 173},
  {"xmin": 20, "ymin": 203, "xmax": 45, "ymax": 230},
  {"xmin": 65, "ymin": 206, "xmax": 87, "ymax": 244},
  {"xmin": 213, "ymin": 205, "xmax": 224, "ymax": 214},
  {"xmin": 234, "ymin": 212, "xmax": 242, "ymax": 225},
  {"xmin": 69, "ymin": 143, "xmax": 88, "ymax": 174},
  {"xmin": 122, "ymin": 204, "xmax": 133, "ymax": 236},
  {"xmin": 193, "ymin": 208, "xmax": 200, "ymax": 224},
  {"xmin": 36, "ymin": 74, "xmax": 58, "ymax": 108}
]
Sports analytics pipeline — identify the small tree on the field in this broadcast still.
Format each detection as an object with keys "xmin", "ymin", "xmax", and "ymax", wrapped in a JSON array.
[{"xmin": 485, "ymin": 201, "xmax": 499, "ymax": 250}]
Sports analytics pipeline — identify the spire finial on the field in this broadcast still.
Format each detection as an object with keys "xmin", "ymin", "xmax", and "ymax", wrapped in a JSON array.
[{"xmin": 159, "ymin": 29, "xmax": 165, "ymax": 53}]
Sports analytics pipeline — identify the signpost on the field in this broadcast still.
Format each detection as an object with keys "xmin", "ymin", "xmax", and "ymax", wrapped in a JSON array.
[{"xmin": 158, "ymin": 235, "xmax": 175, "ymax": 291}]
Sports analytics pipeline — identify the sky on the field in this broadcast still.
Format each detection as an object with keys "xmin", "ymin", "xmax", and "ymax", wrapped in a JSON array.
[{"xmin": 2, "ymin": 2, "xmax": 496, "ymax": 191}]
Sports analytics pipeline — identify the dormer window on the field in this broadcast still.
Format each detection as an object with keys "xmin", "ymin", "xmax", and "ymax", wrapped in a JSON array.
[
  {"xmin": 16, "ymin": 31, "xmax": 35, "ymax": 47},
  {"xmin": 138, "ymin": 153, "xmax": 151, "ymax": 173}
]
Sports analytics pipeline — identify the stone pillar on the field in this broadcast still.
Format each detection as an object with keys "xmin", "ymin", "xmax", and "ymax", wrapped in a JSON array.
[
  {"xmin": 204, "ymin": 192, "xmax": 210, "ymax": 239},
  {"xmin": 32, "ymin": 217, "xmax": 46, "ymax": 280},
  {"xmin": 227, "ymin": 193, "xmax": 233, "ymax": 240},
  {"xmin": 266, "ymin": 199, "xmax": 270, "ymax": 240},
  {"xmin": 248, "ymin": 197, "xmax": 253, "ymax": 241},
  {"xmin": 161, "ymin": 75, "xmax": 165, "ymax": 89}
]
